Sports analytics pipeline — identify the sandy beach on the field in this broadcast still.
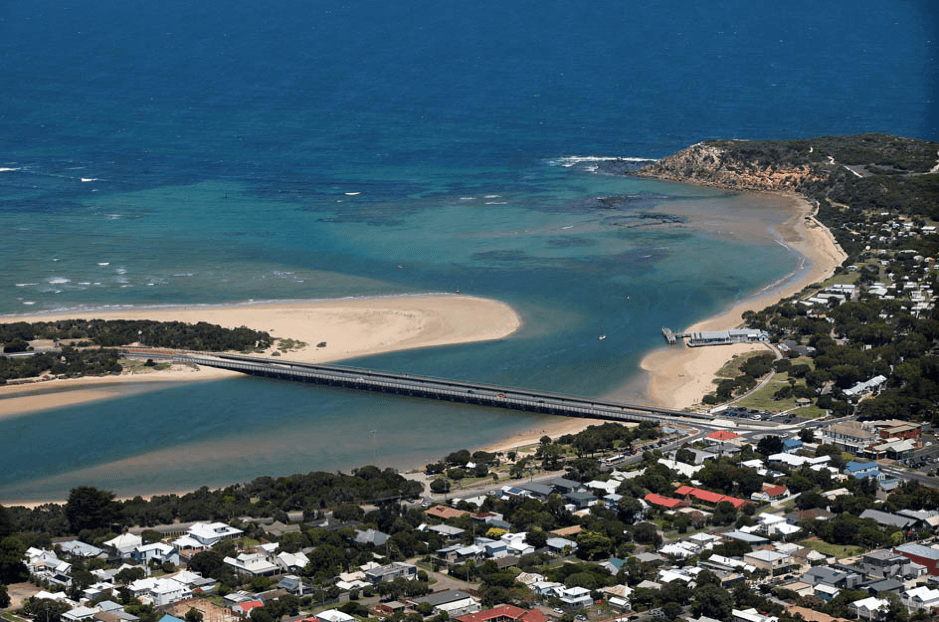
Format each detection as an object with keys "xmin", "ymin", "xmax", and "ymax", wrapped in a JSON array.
[
  {"xmin": 639, "ymin": 192, "xmax": 847, "ymax": 410},
  {"xmin": 0, "ymin": 295, "xmax": 521, "ymax": 418}
]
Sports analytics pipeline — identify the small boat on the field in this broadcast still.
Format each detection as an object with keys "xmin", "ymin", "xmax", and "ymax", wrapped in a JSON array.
[{"xmin": 599, "ymin": 334, "xmax": 607, "ymax": 341}]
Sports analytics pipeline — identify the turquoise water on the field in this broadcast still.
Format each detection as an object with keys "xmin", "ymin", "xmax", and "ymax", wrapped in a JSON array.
[{"xmin": 0, "ymin": 0, "xmax": 934, "ymax": 501}]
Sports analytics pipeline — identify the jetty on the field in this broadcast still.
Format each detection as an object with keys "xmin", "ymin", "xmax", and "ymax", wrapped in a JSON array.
[{"xmin": 661, "ymin": 327, "xmax": 688, "ymax": 345}]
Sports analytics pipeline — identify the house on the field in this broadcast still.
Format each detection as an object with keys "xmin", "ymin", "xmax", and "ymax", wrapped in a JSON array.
[
  {"xmin": 644, "ymin": 493, "xmax": 687, "ymax": 510},
  {"xmin": 103, "ymin": 533, "xmax": 143, "ymax": 559},
  {"xmin": 707, "ymin": 430, "xmax": 742, "ymax": 442},
  {"xmin": 354, "ymin": 529, "xmax": 390, "ymax": 547},
  {"xmin": 903, "ymin": 585, "xmax": 939, "ymax": 611},
  {"xmin": 550, "ymin": 478, "xmax": 582, "ymax": 495},
  {"xmin": 223, "ymin": 553, "xmax": 278, "ymax": 577},
  {"xmin": 784, "ymin": 606, "xmax": 850, "ymax": 622},
  {"xmin": 313, "ymin": 611, "xmax": 355, "ymax": 622},
  {"xmin": 456, "ymin": 605, "xmax": 548, "ymax": 622},
  {"xmin": 428, "ymin": 524, "xmax": 465, "ymax": 541},
  {"xmin": 564, "ymin": 491, "xmax": 596, "ymax": 510},
  {"xmin": 732, "ymin": 608, "xmax": 777, "ymax": 622},
  {"xmin": 782, "ymin": 439, "xmax": 803, "ymax": 453},
  {"xmin": 802, "ymin": 566, "xmax": 862, "ymax": 590},
  {"xmin": 425, "ymin": 505, "xmax": 470, "ymax": 521},
  {"xmin": 149, "ymin": 578, "xmax": 191, "ymax": 606},
  {"xmin": 859, "ymin": 509, "xmax": 918, "ymax": 530},
  {"xmin": 365, "ymin": 562, "xmax": 417, "ymax": 584},
  {"xmin": 274, "ymin": 551, "xmax": 309, "ymax": 573},
  {"xmin": 545, "ymin": 537, "xmax": 577, "ymax": 554},
  {"xmin": 844, "ymin": 462, "xmax": 882, "ymax": 480},
  {"xmin": 861, "ymin": 550, "xmax": 918, "ymax": 579},
  {"xmin": 849, "ymin": 597, "xmax": 889, "ymax": 621},
  {"xmin": 557, "ymin": 586, "xmax": 593, "ymax": 608},
  {"xmin": 408, "ymin": 590, "xmax": 480, "ymax": 617},
  {"xmin": 744, "ymin": 550, "xmax": 793, "ymax": 574},
  {"xmin": 58, "ymin": 540, "xmax": 104, "ymax": 558},
  {"xmin": 25, "ymin": 547, "xmax": 73, "ymax": 585},
  {"xmin": 843, "ymin": 375, "xmax": 888, "ymax": 398},
  {"xmin": 751, "ymin": 485, "xmax": 789, "ymax": 503},
  {"xmin": 173, "ymin": 522, "xmax": 242, "ymax": 550},
  {"xmin": 134, "ymin": 543, "xmax": 179, "ymax": 566},
  {"xmin": 63, "ymin": 607, "xmax": 100, "ymax": 622}
]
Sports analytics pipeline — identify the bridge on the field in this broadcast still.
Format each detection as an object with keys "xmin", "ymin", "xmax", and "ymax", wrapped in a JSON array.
[{"xmin": 126, "ymin": 349, "xmax": 717, "ymax": 427}]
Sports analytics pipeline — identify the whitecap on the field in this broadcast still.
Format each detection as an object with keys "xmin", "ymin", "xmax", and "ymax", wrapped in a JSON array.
[
  {"xmin": 548, "ymin": 155, "xmax": 658, "ymax": 167},
  {"xmin": 47, "ymin": 276, "xmax": 70, "ymax": 284},
  {"xmin": 0, "ymin": 167, "xmax": 19, "ymax": 172},
  {"xmin": 22, "ymin": 301, "xmax": 35, "ymax": 305},
  {"xmin": 52, "ymin": 258, "xmax": 60, "ymax": 262},
  {"xmin": 172, "ymin": 273, "xmax": 194, "ymax": 277},
  {"xmin": 485, "ymin": 201, "xmax": 508, "ymax": 205},
  {"xmin": 107, "ymin": 214, "xmax": 120, "ymax": 220},
  {"xmin": 115, "ymin": 268, "xmax": 127, "ymax": 274},
  {"xmin": 77, "ymin": 282, "xmax": 91, "ymax": 285},
  {"xmin": 93, "ymin": 282, "xmax": 101, "ymax": 286},
  {"xmin": 81, "ymin": 178, "xmax": 99, "ymax": 182},
  {"xmin": 15, "ymin": 283, "xmax": 38, "ymax": 287},
  {"xmin": 97, "ymin": 262, "xmax": 110, "ymax": 266},
  {"xmin": 344, "ymin": 192, "xmax": 360, "ymax": 196},
  {"xmin": 484, "ymin": 194, "xmax": 501, "ymax": 198},
  {"xmin": 459, "ymin": 197, "xmax": 475, "ymax": 200}
]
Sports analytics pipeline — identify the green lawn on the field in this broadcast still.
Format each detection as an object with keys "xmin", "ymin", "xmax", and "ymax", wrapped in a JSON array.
[{"xmin": 799, "ymin": 538, "xmax": 866, "ymax": 559}]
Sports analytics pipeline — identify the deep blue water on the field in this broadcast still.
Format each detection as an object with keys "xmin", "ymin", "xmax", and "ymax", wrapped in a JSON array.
[{"xmin": 0, "ymin": 0, "xmax": 935, "ymax": 501}]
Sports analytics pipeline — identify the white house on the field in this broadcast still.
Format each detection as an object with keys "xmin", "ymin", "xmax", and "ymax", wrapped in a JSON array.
[
  {"xmin": 224, "ymin": 553, "xmax": 278, "ymax": 577},
  {"xmin": 103, "ymin": 533, "xmax": 143, "ymax": 558},
  {"xmin": 174, "ymin": 522, "xmax": 243, "ymax": 549},
  {"xmin": 133, "ymin": 543, "xmax": 179, "ymax": 566},
  {"xmin": 315, "ymin": 610, "xmax": 357, "ymax": 622},
  {"xmin": 559, "ymin": 586, "xmax": 593, "ymax": 608},
  {"xmin": 275, "ymin": 551, "xmax": 309, "ymax": 573},
  {"xmin": 903, "ymin": 586, "xmax": 939, "ymax": 612},
  {"xmin": 850, "ymin": 597, "xmax": 890, "ymax": 621}
]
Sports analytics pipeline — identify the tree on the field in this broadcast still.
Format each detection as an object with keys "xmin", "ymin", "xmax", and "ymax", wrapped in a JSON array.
[
  {"xmin": 185, "ymin": 608, "xmax": 204, "ymax": 622},
  {"xmin": 65, "ymin": 486, "xmax": 121, "ymax": 533},
  {"xmin": 756, "ymin": 436, "xmax": 783, "ymax": 456},
  {"xmin": 691, "ymin": 583, "xmax": 733, "ymax": 621},
  {"xmin": 526, "ymin": 530, "xmax": 548, "ymax": 549},
  {"xmin": 430, "ymin": 478, "xmax": 450, "ymax": 494},
  {"xmin": 0, "ymin": 584, "xmax": 10, "ymax": 609},
  {"xmin": 0, "ymin": 536, "xmax": 28, "ymax": 584},
  {"xmin": 799, "ymin": 428, "xmax": 815, "ymax": 443},
  {"xmin": 632, "ymin": 522, "xmax": 661, "ymax": 547},
  {"xmin": 24, "ymin": 598, "xmax": 72, "ymax": 622}
]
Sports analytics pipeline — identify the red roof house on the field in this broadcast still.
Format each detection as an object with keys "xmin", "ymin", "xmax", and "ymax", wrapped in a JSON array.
[
  {"xmin": 707, "ymin": 430, "xmax": 741, "ymax": 441},
  {"xmin": 644, "ymin": 493, "xmax": 688, "ymax": 509},
  {"xmin": 457, "ymin": 606, "xmax": 549, "ymax": 622}
]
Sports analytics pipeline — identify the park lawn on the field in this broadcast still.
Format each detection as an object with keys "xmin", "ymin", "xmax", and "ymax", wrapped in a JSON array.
[{"xmin": 799, "ymin": 538, "xmax": 866, "ymax": 559}]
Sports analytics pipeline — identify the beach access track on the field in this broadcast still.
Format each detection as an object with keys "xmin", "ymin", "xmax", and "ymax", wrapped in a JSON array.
[{"xmin": 125, "ymin": 349, "xmax": 716, "ymax": 427}]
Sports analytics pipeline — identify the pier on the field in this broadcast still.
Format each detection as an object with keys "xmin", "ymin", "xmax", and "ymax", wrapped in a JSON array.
[
  {"xmin": 127, "ymin": 349, "xmax": 715, "ymax": 426},
  {"xmin": 661, "ymin": 327, "xmax": 689, "ymax": 345}
]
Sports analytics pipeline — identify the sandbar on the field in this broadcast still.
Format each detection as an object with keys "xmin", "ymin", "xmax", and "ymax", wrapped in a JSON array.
[
  {"xmin": 0, "ymin": 295, "xmax": 522, "ymax": 418},
  {"xmin": 639, "ymin": 192, "xmax": 846, "ymax": 410}
]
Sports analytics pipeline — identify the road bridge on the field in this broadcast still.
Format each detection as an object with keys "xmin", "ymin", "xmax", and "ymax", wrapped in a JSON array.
[{"xmin": 129, "ymin": 349, "xmax": 717, "ymax": 426}]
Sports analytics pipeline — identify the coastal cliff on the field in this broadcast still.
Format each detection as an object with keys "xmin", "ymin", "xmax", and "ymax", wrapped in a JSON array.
[{"xmin": 636, "ymin": 134, "xmax": 939, "ymax": 259}]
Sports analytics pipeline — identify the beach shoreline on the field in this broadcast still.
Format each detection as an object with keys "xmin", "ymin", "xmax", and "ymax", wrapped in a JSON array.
[
  {"xmin": 0, "ymin": 294, "xmax": 522, "ymax": 419},
  {"xmin": 637, "ymin": 191, "xmax": 847, "ymax": 410},
  {"xmin": 0, "ymin": 191, "xmax": 847, "ymax": 507}
]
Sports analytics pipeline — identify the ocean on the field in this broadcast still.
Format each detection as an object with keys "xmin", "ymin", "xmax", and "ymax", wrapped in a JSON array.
[{"xmin": 0, "ymin": 0, "xmax": 935, "ymax": 502}]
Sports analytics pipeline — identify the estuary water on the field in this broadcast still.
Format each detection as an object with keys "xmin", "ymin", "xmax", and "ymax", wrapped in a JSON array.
[{"xmin": 0, "ymin": 0, "xmax": 935, "ymax": 502}]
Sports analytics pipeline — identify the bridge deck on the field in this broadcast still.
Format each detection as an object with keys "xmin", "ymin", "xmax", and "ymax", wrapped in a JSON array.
[{"xmin": 135, "ymin": 350, "xmax": 715, "ymax": 426}]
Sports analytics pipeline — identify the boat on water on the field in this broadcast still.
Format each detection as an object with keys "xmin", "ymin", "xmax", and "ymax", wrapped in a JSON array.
[{"xmin": 599, "ymin": 334, "xmax": 606, "ymax": 341}]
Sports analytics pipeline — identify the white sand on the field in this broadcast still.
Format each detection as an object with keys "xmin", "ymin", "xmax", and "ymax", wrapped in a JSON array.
[
  {"xmin": 0, "ymin": 295, "xmax": 521, "ymax": 418},
  {"xmin": 640, "ymin": 192, "xmax": 846, "ymax": 410}
]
